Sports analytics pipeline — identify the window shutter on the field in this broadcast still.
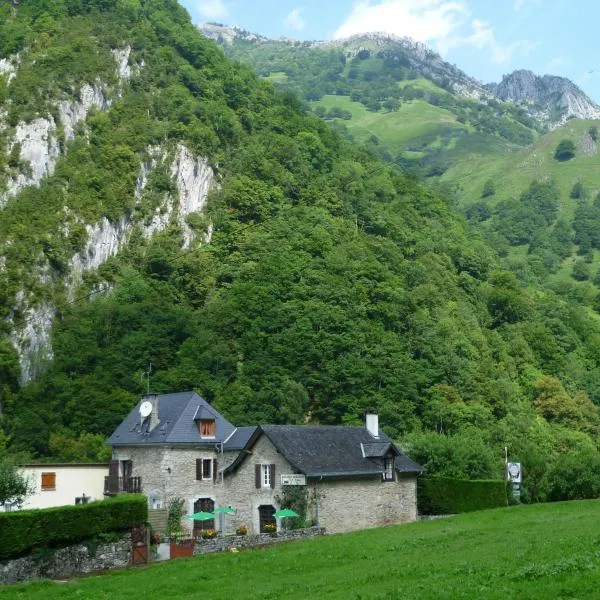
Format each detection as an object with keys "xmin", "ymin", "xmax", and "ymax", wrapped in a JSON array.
[
  {"xmin": 270, "ymin": 464, "xmax": 276, "ymax": 489},
  {"xmin": 196, "ymin": 459, "xmax": 202, "ymax": 481},
  {"xmin": 213, "ymin": 459, "xmax": 218, "ymax": 482},
  {"xmin": 109, "ymin": 460, "xmax": 119, "ymax": 478},
  {"xmin": 41, "ymin": 472, "xmax": 56, "ymax": 490},
  {"xmin": 255, "ymin": 464, "xmax": 261, "ymax": 488}
]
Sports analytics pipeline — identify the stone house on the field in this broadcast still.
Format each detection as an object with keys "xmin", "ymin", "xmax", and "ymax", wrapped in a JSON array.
[{"xmin": 107, "ymin": 391, "xmax": 423, "ymax": 535}]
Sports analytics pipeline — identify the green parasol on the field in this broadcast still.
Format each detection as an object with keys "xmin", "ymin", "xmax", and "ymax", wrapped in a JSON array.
[
  {"xmin": 213, "ymin": 506, "xmax": 236, "ymax": 515},
  {"xmin": 273, "ymin": 508, "xmax": 299, "ymax": 519}
]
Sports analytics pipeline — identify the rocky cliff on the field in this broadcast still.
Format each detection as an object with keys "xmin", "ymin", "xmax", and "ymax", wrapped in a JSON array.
[{"xmin": 486, "ymin": 70, "xmax": 600, "ymax": 126}]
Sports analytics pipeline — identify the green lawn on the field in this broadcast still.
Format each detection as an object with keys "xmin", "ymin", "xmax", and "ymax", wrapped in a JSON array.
[{"xmin": 4, "ymin": 501, "xmax": 600, "ymax": 599}]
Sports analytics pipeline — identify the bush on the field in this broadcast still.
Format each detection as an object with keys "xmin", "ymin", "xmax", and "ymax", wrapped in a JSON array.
[
  {"xmin": 554, "ymin": 139, "xmax": 576, "ymax": 161},
  {"xmin": 418, "ymin": 477, "xmax": 508, "ymax": 515},
  {"xmin": 0, "ymin": 494, "xmax": 147, "ymax": 560}
]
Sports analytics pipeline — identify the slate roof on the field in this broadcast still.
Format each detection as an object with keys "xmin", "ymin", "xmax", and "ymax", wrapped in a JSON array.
[
  {"xmin": 223, "ymin": 426, "xmax": 258, "ymax": 450},
  {"xmin": 225, "ymin": 425, "xmax": 424, "ymax": 477},
  {"xmin": 107, "ymin": 391, "xmax": 236, "ymax": 446}
]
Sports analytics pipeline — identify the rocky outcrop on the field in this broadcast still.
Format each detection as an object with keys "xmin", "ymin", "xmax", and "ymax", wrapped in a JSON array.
[
  {"xmin": 486, "ymin": 70, "xmax": 600, "ymax": 127},
  {"xmin": 0, "ymin": 84, "xmax": 108, "ymax": 207},
  {"xmin": 0, "ymin": 55, "xmax": 18, "ymax": 84},
  {"xmin": 58, "ymin": 84, "xmax": 109, "ymax": 141},
  {"xmin": 9, "ymin": 300, "xmax": 55, "ymax": 384},
  {"xmin": 1, "ymin": 46, "xmax": 136, "ymax": 208}
]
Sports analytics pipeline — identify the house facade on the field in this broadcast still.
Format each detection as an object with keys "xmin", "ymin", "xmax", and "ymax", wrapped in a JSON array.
[
  {"xmin": 3, "ymin": 463, "xmax": 109, "ymax": 511},
  {"xmin": 107, "ymin": 391, "xmax": 423, "ymax": 534}
]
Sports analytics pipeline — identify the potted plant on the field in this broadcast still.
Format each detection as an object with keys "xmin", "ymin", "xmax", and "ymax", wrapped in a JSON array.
[
  {"xmin": 235, "ymin": 524, "xmax": 248, "ymax": 536},
  {"xmin": 262, "ymin": 523, "xmax": 277, "ymax": 537},
  {"xmin": 201, "ymin": 528, "xmax": 217, "ymax": 540}
]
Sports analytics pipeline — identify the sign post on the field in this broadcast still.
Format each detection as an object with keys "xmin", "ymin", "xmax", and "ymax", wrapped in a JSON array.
[
  {"xmin": 507, "ymin": 462, "xmax": 521, "ymax": 500},
  {"xmin": 280, "ymin": 474, "xmax": 306, "ymax": 486}
]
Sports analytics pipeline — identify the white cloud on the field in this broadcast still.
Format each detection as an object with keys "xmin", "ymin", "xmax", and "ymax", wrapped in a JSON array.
[
  {"xmin": 333, "ymin": 0, "xmax": 467, "ymax": 42},
  {"xmin": 334, "ymin": 1, "xmax": 537, "ymax": 67},
  {"xmin": 441, "ymin": 20, "xmax": 537, "ymax": 65},
  {"xmin": 196, "ymin": 0, "xmax": 228, "ymax": 20},
  {"xmin": 543, "ymin": 55, "xmax": 570, "ymax": 74},
  {"xmin": 514, "ymin": 0, "xmax": 541, "ymax": 11},
  {"xmin": 284, "ymin": 7, "xmax": 306, "ymax": 31}
]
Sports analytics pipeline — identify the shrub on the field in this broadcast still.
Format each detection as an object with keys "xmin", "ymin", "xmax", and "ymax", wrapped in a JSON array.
[
  {"xmin": 0, "ymin": 494, "xmax": 147, "ymax": 560},
  {"xmin": 262, "ymin": 523, "xmax": 277, "ymax": 534},
  {"xmin": 554, "ymin": 139, "xmax": 576, "ymax": 161},
  {"xmin": 418, "ymin": 477, "xmax": 508, "ymax": 515}
]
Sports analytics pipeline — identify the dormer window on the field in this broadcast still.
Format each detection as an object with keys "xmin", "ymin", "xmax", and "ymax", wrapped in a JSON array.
[
  {"xmin": 200, "ymin": 419, "xmax": 216, "ymax": 438},
  {"xmin": 383, "ymin": 457, "xmax": 394, "ymax": 481}
]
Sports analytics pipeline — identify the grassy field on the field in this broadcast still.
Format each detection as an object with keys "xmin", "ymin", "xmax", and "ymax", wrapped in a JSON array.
[
  {"xmin": 443, "ymin": 118, "xmax": 600, "ymax": 212},
  {"xmin": 311, "ymin": 94, "xmax": 467, "ymax": 153},
  {"xmin": 4, "ymin": 501, "xmax": 600, "ymax": 599}
]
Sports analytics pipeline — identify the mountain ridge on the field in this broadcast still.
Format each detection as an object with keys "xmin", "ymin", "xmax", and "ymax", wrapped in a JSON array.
[{"xmin": 199, "ymin": 23, "xmax": 598, "ymax": 128}]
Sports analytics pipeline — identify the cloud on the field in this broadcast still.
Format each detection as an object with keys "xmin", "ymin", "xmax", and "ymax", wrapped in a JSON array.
[
  {"xmin": 514, "ymin": 0, "xmax": 541, "ymax": 11},
  {"xmin": 438, "ymin": 18, "xmax": 537, "ymax": 65},
  {"xmin": 284, "ymin": 7, "xmax": 306, "ymax": 31},
  {"xmin": 196, "ymin": 0, "xmax": 228, "ymax": 20},
  {"xmin": 333, "ymin": 0, "xmax": 467, "ymax": 42},
  {"xmin": 334, "ymin": 1, "xmax": 537, "ymax": 67}
]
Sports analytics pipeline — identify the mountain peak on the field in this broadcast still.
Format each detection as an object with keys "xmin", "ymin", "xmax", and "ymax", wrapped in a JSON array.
[{"xmin": 486, "ymin": 70, "xmax": 600, "ymax": 126}]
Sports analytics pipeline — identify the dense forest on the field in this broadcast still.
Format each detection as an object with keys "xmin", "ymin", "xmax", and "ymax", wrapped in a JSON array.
[{"xmin": 1, "ymin": 0, "xmax": 600, "ymax": 503}]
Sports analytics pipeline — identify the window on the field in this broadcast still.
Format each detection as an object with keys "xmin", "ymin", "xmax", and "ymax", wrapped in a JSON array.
[
  {"xmin": 383, "ymin": 458, "xmax": 394, "ymax": 482},
  {"xmin": 41, "ymin": 472, "xmax": 56, "ymax": 491},
  {"xmin": 255, "ymin": 464, "xmax": 276, "ymax": 489},
  {"xmin": 196, "ymin": 458, "xmax": 217, "ymax": 481},
  {"xmin": 262, "ymin": 464, "xmax": 272, "ymax": 487},
  {"xmin": 200, "ymin": 419, "xmax": 216, "ymax": 438}
]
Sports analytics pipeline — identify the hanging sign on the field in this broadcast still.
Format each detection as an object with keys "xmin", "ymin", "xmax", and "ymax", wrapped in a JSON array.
[{"xmin": 280, "ymin": 474, "xmax": 306, "ymax": 486}]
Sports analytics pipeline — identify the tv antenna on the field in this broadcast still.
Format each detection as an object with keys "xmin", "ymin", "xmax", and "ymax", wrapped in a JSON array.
[{"xmin": 142, "ymin": 361, "xmax": 152, "ymax": 395}]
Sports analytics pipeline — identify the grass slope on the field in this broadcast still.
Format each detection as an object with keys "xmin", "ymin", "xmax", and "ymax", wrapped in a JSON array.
[
  {"xmin": 311, "ymin": 94, "xmax": 467, "ymax": 152},
  {"xmin": 444, "ymin": 118, "xmax": 600, "ymax": 214},
  {"xmin": 4, "ymin": 501, "xmax": 600, "ymax": 599}
]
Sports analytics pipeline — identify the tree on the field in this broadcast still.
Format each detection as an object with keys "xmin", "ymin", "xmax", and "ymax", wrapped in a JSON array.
[
  {"xmin": 570, "ymin": 181, "xmax": 586, "ymax": 200},
  {"xmin": 589, "ymin": 125, "xmax": 598, "ymax": 142},
  {"xmin": 481, "ymin": 179, "xmax": 495, "ymax": 199},
  {"xmin": 572, "ymin": 258, "xmax": 590, "ymax": 281},
  {"xmin": 554, "ymin": 139, "xmax": 576, "ymax": 161},
  {"xmin": 0, "ymin": 458, "xmax": 33, "ymax": 508}
]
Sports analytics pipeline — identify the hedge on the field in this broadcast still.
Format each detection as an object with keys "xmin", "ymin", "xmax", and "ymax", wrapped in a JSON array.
[
  {"xmin": 0, "ymin": 494, "xmax": 147, "ymax": 560},
  {"xmin": 418, "ymin": 477, "xmax": 508, "ymax": 515}
]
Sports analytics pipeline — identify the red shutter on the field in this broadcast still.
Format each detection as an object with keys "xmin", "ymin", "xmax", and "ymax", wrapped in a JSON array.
[
  {"xmin": 213, "ymin": 459, "xmax": 218, "ymax": 482},
  {"xmin": 255, "ymin": 464, "xmax": 261, "ymax": 488},
  {"xmin": 270, "ymin": 464, "xmax": 276, "ymax": 489},
  {"xmin": 196, "ymin": 459, "xmax": 202, "ymax": 481}
]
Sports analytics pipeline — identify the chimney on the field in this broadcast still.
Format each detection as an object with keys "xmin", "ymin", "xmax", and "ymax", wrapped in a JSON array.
[
  {"xmin": 366, "ymin": 413, "xmax": 379, "ymax": 438},
  {"xmin": 147, "ymin": 394, "xmax": 160, "ymax": 432}
]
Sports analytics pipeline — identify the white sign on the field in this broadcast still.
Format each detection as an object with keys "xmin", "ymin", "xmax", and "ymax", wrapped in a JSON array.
[
  {"xmin": 507, "ymin": 463, "xmax": 522, "ymax": 483},
  {"xmin": 280, "ymin": 474, "xmax": 306, "ymax": 486}
]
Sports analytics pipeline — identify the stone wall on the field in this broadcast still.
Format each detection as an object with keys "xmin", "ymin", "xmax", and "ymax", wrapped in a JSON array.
[
  {"xmin": 193, "ymin": 527, "xmax": 326, "ymax": 555},
  {"xmin": 313, "ymin": 475, "xmax": 417, "ymax": 534},
  {"xmin": 0, "ymin": 534, "xmax": 131, "ymax": 585},
  {"xmin": 223, "ymin": 435, "xmax": 293, "ymax": 534}
]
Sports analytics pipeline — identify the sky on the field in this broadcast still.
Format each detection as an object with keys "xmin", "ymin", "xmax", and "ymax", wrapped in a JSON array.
[{"xmin": 178, "ymin": 0, "xmax": 600, "ymax": 102}]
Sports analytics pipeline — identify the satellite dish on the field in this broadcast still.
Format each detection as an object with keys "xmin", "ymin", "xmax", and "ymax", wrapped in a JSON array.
[{"xmin": 140, "ymin": 400, "xmax": 153, "ymax": 418}]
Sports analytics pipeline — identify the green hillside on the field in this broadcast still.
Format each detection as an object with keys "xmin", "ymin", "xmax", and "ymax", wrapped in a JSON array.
[
  {"xmin": 218, "ymin": 34, "xmax": 539, "ymax": 177},
  {"xmin": 4, "ymin": 501, "xmax": 600, "ymax": 599},
  {"xmin": 2, "ymin": 1, "xmax": 600, "ymax": 504}
]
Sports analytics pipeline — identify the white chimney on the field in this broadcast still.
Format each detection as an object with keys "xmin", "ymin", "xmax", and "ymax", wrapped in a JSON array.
[{"xmin": 366, "ymin": 413, "xmax": 379, "ymax": 438}]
